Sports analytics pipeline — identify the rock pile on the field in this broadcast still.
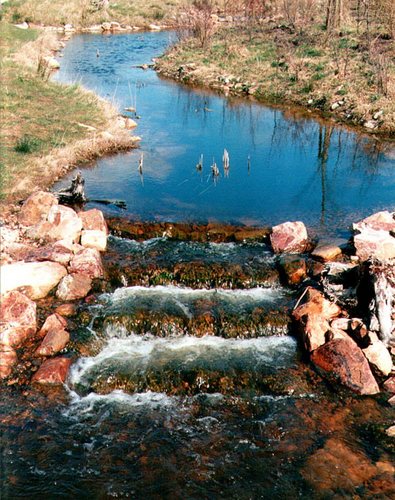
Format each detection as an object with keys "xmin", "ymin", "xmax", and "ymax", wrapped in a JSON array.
[
  {"xmin": 284, "ymin": 213, "xmax": 394, "ymax": 401},
  {"xmin": 0, "ymin": 191, "xmax": 108, "ymax": 383}
]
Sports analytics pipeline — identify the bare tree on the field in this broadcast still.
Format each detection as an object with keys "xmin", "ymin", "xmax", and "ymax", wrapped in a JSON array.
[
  {"xmin": 325, "ymin": 0, "xmax": 343, "ymax": 31},
  {"xmin": 178, "ymin": 0, "xmax": 216, "ymax": 48}
]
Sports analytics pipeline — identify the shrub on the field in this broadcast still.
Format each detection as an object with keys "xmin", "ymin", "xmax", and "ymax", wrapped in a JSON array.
[{"xmin": 14, "ymin": 135, "xmax": 42, "ymax": 154}]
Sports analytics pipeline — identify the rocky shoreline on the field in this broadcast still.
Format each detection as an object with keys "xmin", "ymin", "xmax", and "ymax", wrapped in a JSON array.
[
  {"xmin": 155, "ymin": 54, "xmax": 395, "ymax": 139},
  {"xmin": 1, "ymin": 190, "xmax": 394, "ymax": 429}
]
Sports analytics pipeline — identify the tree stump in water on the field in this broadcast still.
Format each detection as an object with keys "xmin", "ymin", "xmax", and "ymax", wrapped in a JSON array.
[{"xmin": 55, "ymin": 172, "xmax": 87, "ymax": 205}]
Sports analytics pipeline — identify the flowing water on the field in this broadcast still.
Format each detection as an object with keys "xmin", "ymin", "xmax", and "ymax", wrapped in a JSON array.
[{"xmin": 2, "ymin": 32, "xmax": 395, "ymax": 499}]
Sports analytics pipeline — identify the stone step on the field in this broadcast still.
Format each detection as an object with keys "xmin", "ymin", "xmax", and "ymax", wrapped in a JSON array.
[
  {"xmin": 103, "ymin": 236, "xmax": 280, "ymax": 289},
  {"xmin": 89, "ymin": 285, "xmax": 292, "ymax": 341},
  {"xmin": 68, "ymin": 333, "xmax": 298, "ymax": 397}
]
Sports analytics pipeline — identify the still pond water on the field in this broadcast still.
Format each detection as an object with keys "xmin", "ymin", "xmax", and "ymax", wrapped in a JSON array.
[{"xmin": 54, "ymin": 32, "xmax": 395, "ymax": 236}]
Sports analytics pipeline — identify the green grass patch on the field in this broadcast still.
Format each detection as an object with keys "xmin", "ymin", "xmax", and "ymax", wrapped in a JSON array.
[
  {"xmin": 0, "ymin": 21, "xmax": 112, "ymax": 200},
  {"xmin": 300, "ymin": 46, "xmax": 323, "ymax": 58},
  {"xmin": 14, "ymin": 135, "xmax": 42, "ymax": 153}
]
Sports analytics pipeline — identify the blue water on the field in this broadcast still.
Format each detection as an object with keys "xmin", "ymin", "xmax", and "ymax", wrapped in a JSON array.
[{"xmin": 54, "ymin": 32, "xmax": 395, "ymax": 236}]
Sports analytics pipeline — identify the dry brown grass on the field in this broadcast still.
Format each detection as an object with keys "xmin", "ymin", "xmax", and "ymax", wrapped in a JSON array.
[
  {"xmin": 3, "ymin": 0, "xmax": 185, "ymax": 28},
  {"xmin": 157, "ymin": 23, "xmax": 395, "ymax": 135}
]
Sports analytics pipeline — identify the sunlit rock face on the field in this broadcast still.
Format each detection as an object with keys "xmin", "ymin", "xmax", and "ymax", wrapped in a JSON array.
[
  {"xmin": 0, "ymin": 261, "xmax": 67, "ymax": 300},
  {"xmin": 270, "ymin": 221, "xmax": 309, "ymax": 254}
]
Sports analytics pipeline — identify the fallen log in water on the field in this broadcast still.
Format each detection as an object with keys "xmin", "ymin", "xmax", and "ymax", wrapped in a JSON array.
[{"xmin": 53, "ymin": 172, "xmax": 127, "ymax": 209}]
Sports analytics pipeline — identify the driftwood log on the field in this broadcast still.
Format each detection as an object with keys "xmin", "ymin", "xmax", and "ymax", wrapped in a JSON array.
[
  {"xmin": 55, "ymin": 172, "xmax": 86, "ymax": 204},
  {"xmin": 53, "ymin": 172, "xmax": 127, "ymax": 209}
]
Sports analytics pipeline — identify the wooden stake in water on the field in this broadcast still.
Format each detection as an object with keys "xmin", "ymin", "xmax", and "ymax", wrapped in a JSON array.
[
  {"xmin": 138, "ymin": 152, "xmax": 144, "ymax": 174},
  {"xmin": 196, "ymin": 153, "xmax": 203, "ymax": 171},
  {"xmin": 127, "ymin": 80, "xmax": 137, "ymax": 115},
  {"xmin": 211, "ymin": 158, "xmax": 219, "ymax": 177},
  {"xmin": 223, "ymin": 148, "xmax": 230, "ymax": 176}
]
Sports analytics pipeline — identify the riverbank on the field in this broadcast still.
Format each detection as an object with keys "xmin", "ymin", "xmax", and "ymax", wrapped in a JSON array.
[
  {"xmin": 1, "ymin": 0, "xmax": 182, "ymax": 30},
  {"xmin": 156, "ymin": 23, "xmax": 395, "ymax": 137},
  {"xmin": 0, "ymin": 21, "xmax": 139, "ymax": 206}
]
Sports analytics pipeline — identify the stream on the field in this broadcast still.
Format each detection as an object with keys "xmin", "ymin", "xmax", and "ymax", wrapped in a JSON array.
[{"xmin": 1, "ymin": 32, "xmax": 394, "ymax": 499}]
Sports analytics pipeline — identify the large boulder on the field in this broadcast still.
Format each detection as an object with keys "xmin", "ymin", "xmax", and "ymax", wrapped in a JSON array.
[
  {"xmin": 0, "ymin": 345, "xmax": 18, "ymax": 379},
  {"xmin": 354, "ymin": 229, "xmax": 395, "ymax": 262},
  {"xmin": 18, "ymin": 191, "xmax": 58, "ymax": 226},
  {"xmin": 362, "ymin": 332, "xmax": 393, "ymax": 376},
  {"xmin": 32, "ymin": 357, "xmax": 72, "ymax": 385},
  {"xmin": 278, "ymin": 254, "xmax": 307, "ymax": 286},
  {"xmin": 79, "ymin": 209, "xmax": 108, "ymax": 234},
  {"xmin": 0, "ymin": 261, "xmax": 67, "ymax": 299},
  {"xmin": 45, "ymin": 205, "xmax": 82, "ymax": 243},
  {"xmin": 311, "ymin": 338, "xmax": 380, "ymax": 395},
  {"xmin": 270, "ymin": 221, "xmax": 308, "ymax": 254},
  {"xmin": 80, "ymin": 230, "xmax": 107, "ymax": 251},
  {"xmin": 68, "ymin": 248, "xmax": 104, "ymax": 279},
  {"xmin": 24, "ymin": 241, "xmax": 73, "ymax": 265},
  {"xmin": 56, "ymin": 273, "xmax": 92, "ymax": 301},
  {"xmin": 353, "ymin": 211, "xmax": 395, "ymax": 233},
  {"xmin": 79, "ymin": 209, "xmax": 108, "ymax": 251},
  {"xmin": 293, "ymin": 287, "xmax": 342, "ymax": 351},
  {"xmin": 0, "ymin": 290, "xmax": 37, "ymax": 347}
]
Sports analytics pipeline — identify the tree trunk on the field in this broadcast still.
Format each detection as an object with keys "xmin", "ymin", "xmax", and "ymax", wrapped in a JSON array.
[{"xmin": 325, "ymin": 0, "xmax": 343, "ymax": 31}]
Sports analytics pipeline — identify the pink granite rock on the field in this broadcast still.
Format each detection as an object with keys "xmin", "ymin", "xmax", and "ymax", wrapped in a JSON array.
[
  {"xmin": 0, "ymin": 261, "xmax": 67, "ymax": 299},
  {"xmin": 270, "ymin": 221, "xmax": 308, "ymax": 254},
  {"xmin": 68, "ymin": 248, "xmax": 104, "ymax": 279},
  {"xmin": 353, "ymin": 211, "xmax": 395, "ymax": 233},
  {"xmin": 32, "ymin": 357, "xmax": 72, "ymax": 384},
  {"xmin": 56, "ymin": 273, "xmax": 92, "ymax": 301},
  {"xmin": 38, "ymin": 313, "xmax": 67, "ymax": 339},
  {"xmin": 362, "ymin": 332, "xmax": 393, "ymax": 376},
  {"xmin": 80, "ymin": 230, "xmax": 107, "ymax": 251},
  {"xmin": 35, "ymin": 328, "xmax": 70, "ymax": 357},
  {"xmin": 311, "ymin": 338, "xmax": 380, "ymax": 395},
  {"xmin": 0, "ymin": 290, "xmax": 37, "ymax": 347},
  {"xmin": 45, "ymin": 205, "xmax": 82, "ymax": 243},
  {"xmin": 79, "ymin": 209, "xmax": 108, "ymax": 234},
  {"xmin": 25, "ymin": 241, "xmax": 73, "ymax": 265},
  {"xmin": 354, "ymin": 228, "xmax": 395, "ymax": 262},
  {"xmin": 293, "ymin": 287, "xmax": 342, "ymax": 351},
  {"xmin": 18, "ymin": 191, "xmax": 58, "ymax": 226},
  {"xmin": 0, "ymin": 345, "xmax": 18, "ymax": 379}
]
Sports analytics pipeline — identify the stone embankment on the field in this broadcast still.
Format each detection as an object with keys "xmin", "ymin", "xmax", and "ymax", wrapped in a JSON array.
[
  {"xmin": 268, "ymin": 215, "xmax": 394, "ymax": 401},
  {"xmin": 0, "ymin": 194, "xmax": 394, "ymax": 423},
  {"xmin": 0, "ymin": 191, "xmax": 108, "ymax": 383}
]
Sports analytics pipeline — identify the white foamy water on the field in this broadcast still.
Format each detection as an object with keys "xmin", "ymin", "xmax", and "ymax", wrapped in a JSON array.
[
  {"xmin": 109, "ymin": 235, "xmax": 272, "ymax": 258},
  {"xmin": 63, "ymin": 388, "xmax": 180, "ymax": 422},
  {"xmin": 102, "ymin": 284, "xmax": 285, "ymax": 307},
  {"xmin": 68, "ymin": 332, "xmax": 297, "ymax": 391}
]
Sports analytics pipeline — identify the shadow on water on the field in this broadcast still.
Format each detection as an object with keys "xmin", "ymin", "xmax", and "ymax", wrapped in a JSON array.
[{"xmin": 53, "ymin": 32, "xmax": 395, "ymax": 237}]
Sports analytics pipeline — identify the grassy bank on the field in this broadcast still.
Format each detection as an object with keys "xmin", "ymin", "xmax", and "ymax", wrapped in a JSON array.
[
  {"xmin": 157, "ymin": 21, "xmax": 395, "ymax": 136},
  {"xmin": 1, "ymin": 0, "xmax": 183, "ymax": 28},
  {"xmin": 0, "ymin": 21, "xmax": 137, "ymax": 203}
]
